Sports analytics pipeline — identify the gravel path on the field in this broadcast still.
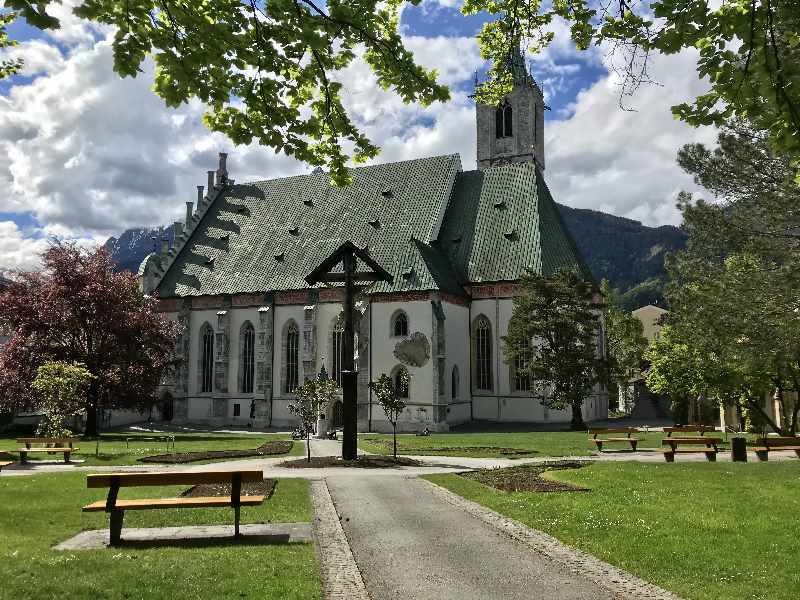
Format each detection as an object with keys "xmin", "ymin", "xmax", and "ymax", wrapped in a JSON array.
[{"xmin": 327, "ymin": 475, "xmax": 614, "ymax": 600}]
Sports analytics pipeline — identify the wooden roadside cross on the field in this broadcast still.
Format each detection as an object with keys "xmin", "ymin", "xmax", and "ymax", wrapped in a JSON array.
[{"xmin": 306, "ymin": 241, "xmax": 393, "ymax": 460}]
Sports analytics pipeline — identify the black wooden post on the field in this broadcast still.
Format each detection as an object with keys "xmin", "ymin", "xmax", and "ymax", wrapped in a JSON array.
[
  {"xmin": 305, "ymin": 242, "xmax": 393, "ymax": 462},
  {"xmin": 341, "ymin": 252, "xmax": 357, "ymax": 459}
]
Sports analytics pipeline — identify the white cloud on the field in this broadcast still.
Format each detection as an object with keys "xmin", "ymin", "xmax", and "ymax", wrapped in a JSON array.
[
  {"xmin": 545, "ymin": 48, "xmax": 717, "ymax": 226},
  {"xmin": 0, "ymin": 7, "xmax": 717, "ymax": 278},
  {"xmin": 0, "ymin": 222, "xmax": 50, "ymax": 271}
]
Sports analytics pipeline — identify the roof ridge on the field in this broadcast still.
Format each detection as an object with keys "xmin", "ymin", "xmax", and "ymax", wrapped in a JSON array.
[{"xmin": 240, "ymin": 154, "xmax": 462, "ymax": 187}]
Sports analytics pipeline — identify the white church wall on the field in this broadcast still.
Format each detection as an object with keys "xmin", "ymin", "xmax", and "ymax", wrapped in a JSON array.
[
  {"xmin": 369, "ymin": 300, "xmax": 438, "ymax": 432},
  {"xmin": 443, "ymin": 300, "xmax": 470, "ymax": 426}
]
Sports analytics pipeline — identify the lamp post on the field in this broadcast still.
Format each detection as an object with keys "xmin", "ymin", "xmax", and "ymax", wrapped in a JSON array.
[{"xmin": 306, "ymin": 241, "xmax": 393, "ymax": 460}]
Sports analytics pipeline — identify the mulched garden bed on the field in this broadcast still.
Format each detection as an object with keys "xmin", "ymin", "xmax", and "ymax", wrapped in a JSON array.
[
  {"xmin": 139, "ymin": 440, "xmax": 293, "ymax": 464},
  {"xmin": 365, "ymin": 440, "xmax": 534, "ymax": 456},
  {"xmin": 182, "ymin": 479, "xmax": 277, "ymax": 499},
  {"xmin": 280, "ymin": 455, "xmax": 422, "ymax": 468},
  {"xmin": 460, "ymin": 460, "xmax": 590, "ymax": 493}
]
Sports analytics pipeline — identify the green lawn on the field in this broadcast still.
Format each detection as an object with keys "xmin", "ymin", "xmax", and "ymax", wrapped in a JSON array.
[
  {"xmin": 360, "ymin": 430, "xmax": 675, "ymax": 458},
  {"xmin": 0, "ymin": 472, "xmax": 320, "ymax": 599},
  {"xmin": 426, "ymin": 461, "xmax": 800, "ymax": 600},
  {"xmin": 0, "ymin": 432, "xmax": 304, "ymax": 466}
]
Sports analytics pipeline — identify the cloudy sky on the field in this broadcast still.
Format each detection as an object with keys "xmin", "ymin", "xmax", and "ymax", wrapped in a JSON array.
[{"xmin": 0, "ymin": 1, "xmax": 717, "ymax": 271}]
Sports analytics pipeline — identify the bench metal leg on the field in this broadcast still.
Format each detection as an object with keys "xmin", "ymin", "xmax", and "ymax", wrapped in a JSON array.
[
  {"xmin": 630, "ymin": 441, "xmax": 638, "ymax": 451},
  {"xmin": 706, "ymin": 451, "xmax": 717, "ymax": 462},
  {"xmin": 234, "ymin": 506, "xmax": 241, "ymax": 537},
  {"xmin": 64, "ymin": 453, "xmax": 71, "ymax": 464},
  {"xmin": 19, "ymin": 451, "xmax": 27, "ymax": 464},
  {"xmin": 109, "ymin": 510, "xmax": 124, "ymax": 546},
  {"xmin": 755, "ymin": 450, "xmax": 769, "ymax": 461},
  {"xmin": 663, "ymin": 451, "xmax": 675, "ymax": 463}
]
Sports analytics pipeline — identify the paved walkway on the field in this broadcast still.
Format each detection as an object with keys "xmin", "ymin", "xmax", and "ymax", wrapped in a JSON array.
[{"xmin": 327, "ymin": 475, "xmax": 613, "ymax": 600}]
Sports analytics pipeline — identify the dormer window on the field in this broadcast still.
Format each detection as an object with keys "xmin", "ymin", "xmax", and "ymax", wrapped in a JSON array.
[{"xmin": 495, "ymin": 101, "xmax": 512, "ymax": 138}]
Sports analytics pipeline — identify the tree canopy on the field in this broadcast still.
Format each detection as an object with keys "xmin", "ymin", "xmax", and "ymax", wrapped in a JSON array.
[
  {"xmin": 0, "ymin": 243, "xmax": 179, "ymax": 435},
  {"xmin": 5, "ymin": 1, "xmax": 800, "ymax": 181},
  {"xmin": 656, "ymin": 121, "xmax": 800, "ymax": 434}
]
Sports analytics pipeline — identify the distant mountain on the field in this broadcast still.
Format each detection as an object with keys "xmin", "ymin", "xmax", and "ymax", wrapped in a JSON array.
[
  {"xmin": 104, "ymin": 226, "xmax": 175, "ymax": 274},
  {"xmin": 105, "ymin": 204, "xmax": 685, "ymax": 310},
  {"xmin": 555, "ymin": 204, "xmax": 686, "ymax": 309}
]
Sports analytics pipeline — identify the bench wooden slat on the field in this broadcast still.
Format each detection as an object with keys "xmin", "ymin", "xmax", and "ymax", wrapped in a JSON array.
[
  {"xmin": 661, "ymin": 437, "xmax": 721, "ymax": 445},
  {"xmin": 588, "ymin": 428, "xmax": 637, "ymax": 434},
  {"xmin": 17, "ymin": 437, "xmax": 80, "ymax": 443},
  {"xmin": 17, "ymin": 447, "xmax": 76, "ymax": 453},
  {"xmin": 663, "ymin": 426, "xmax": 716, "ymax": 432},
  {"xmin": 87, "ymin": 470, "xmax": 263, "ymax": 488},
  {"xmin": 590, "ymin": 437, "xmax": 642, "ymax": 442},
  {"xmin": 82, "ymin": 495, "xmax": 266, "ymax": 512},
  {"xmin": 755, "ymin": 437, "xmax": 800, "ymax": 447},
  {"xmin": 661, "ymin": 448, "xmax": 717, "ymax": 454}
]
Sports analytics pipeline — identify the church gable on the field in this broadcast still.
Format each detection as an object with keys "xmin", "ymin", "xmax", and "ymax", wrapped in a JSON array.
[
  {"xmin": 437, "ymin": 162, "xmax": 589, "ymax": 284},
  {"xmin": 156, "ymin": 154, "xmax": 463, "ymax": 298}
]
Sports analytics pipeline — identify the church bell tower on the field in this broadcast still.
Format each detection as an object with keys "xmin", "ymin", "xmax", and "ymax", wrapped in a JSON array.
[{"xmin": 476, "ymin": 48, "xmax": 546, "ymax": 171}]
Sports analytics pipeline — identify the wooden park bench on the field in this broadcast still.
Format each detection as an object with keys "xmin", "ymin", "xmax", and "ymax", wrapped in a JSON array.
[
  {"xmin": 17, "ymin": 437, "xmax": 80, "ymax": 463},
  {"xmin": 753, "ymin": 437, "xmax": 800, "ymax": 461},
  {"xmin": 588, "ymin": 428, "xmax": 641, "ymax": 451},
  {"xmin": 82, "ymin": 470, "xmax": 265, "ymax": 545},
  {"xmin": 661, "ymin": 426, "xmax": 722, "ymax": 462}
]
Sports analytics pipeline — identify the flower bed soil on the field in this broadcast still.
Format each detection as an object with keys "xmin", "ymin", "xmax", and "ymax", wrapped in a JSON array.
[
  {"xmin": 280, "ymin": 455, "xmax": 421, "ymax": 468},
  {"xmin": 182, "ymin": 479, "xmax": 276, "ymax": 499},
  {"xmin": 460, "ymin": 460, "xmax": 590, "ymax": 493},
  {"xmin": 364, "ymin": 439, "xmax": 534, "ymax": 456},
  {"xmin": 139, "ymin": 440, "xmax": 293, "ymax": 464}
]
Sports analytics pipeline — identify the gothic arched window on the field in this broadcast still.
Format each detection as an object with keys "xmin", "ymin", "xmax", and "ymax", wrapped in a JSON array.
[
  {"xmin": 391, "ymin": 310, "xmax": 409, "ymax": 337},
  {"xmin": 200, "ymin": 322, "xmax": 214, "ymax": 393},
  {"xmin": 473, "ymin": 317, "xmax": 493, "ymax": 391},
  {"xmin": 495, "ymin": 101, "xmax": 512, "ymax": 139},
  {"xmin": 331, "ymin": 317, "xmax": 345, "ymax": 386},
  {"xmin": 451, "ymin": 365, "xmax": 460, "ymax": 400},
  {"xmin": 239, "ymin": 321, "xmax": 255, "ymax": 394},
  {"xmin": 284, "ymin": 321, "xmax": 299, "ymax": 393},
  {"xmin": 512, "ymin": 340, "xmax": 532, "ymax": 392}
]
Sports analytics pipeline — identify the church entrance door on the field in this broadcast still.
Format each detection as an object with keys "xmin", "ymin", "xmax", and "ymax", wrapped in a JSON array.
[
  {"xmin": 161, "ymin": 392, "xmax": 174, "ymax": 421},
  {"xmin": 332, "ymin": 400, "xmax": 344, "ymax": 429}
]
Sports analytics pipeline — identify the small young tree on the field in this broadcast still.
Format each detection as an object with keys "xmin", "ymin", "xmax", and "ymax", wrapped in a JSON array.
[
  {"xmin": 288, "ymin": 377, "xmax": 338, "ymax": 462},
  {"xmin": 369, "ymin": 370, "xmax": 409, "ymax": 460},
  {"xmin": 31, "ymin": 361, "xmax": 94, "ymax": 437},
  {"xmin": 504, "ymin": 269, "xmax": 603, "ymax": 430}
]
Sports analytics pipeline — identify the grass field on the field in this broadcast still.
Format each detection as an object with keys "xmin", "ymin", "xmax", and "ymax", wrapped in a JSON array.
[
  {"xmin": 360, "ymin": 430, "xmax": 678, "ymax": 458},
  {"xmin": 0, "ymin": 432, "xmax": 304, "ymax": 466},
  {"xmin": 0, "ymin": 472, "xmax": 320, "ymax": 599},
  {"xmin": 425, "ymin": 461, "xmax": 800, "ymax": 600}
]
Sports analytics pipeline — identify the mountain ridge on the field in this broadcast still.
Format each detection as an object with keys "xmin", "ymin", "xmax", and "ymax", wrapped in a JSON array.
[{"xmin": 104, "ymin": 203, "xmax": 685, "ymax": 310}]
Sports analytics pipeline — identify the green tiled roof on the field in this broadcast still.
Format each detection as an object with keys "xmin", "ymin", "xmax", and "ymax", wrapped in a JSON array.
[
  {"xmin": 156, "ymin": 156, "xmax": 589, "ymax": 299},
  {"xmin": 438, "ymin": 162, "xmax": 591, "ymax": 283},
  {"xmin": 157, "ymin": 155, "xmax": 463, "ymax": 297}
]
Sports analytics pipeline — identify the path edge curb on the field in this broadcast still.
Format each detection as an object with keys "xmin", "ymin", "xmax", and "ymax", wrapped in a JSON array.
[
  {"xmin": 310, "ymin": 479, "xmax": 371, "ymax": 600},
  {"xmin": 420, "ymin": 478, "xmax": 684, "ymax": 600}
]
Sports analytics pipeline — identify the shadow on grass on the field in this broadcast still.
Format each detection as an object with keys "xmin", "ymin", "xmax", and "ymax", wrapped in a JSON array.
[{"xmin": 110, "ymin": 534, "xmax": 297, "ymax": 549}]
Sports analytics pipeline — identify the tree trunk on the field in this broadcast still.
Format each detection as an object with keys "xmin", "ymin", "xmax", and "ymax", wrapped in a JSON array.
[
  {"xmin": 84, "ymin": 377, "xmax": 100, "ymax": 437},
  {"xmin": 392, "ymin": 422, "xmax": 397, "ymax": 461},
  {"xmin": 306, "ymin": 431, "xmax": 311, "ymax": 462},
  {"xmin": 570, "ymin": 401, "xmax": 585, "ymax": 431}
]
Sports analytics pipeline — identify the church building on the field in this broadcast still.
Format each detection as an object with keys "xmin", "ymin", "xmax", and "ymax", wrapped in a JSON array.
[{"xmin": 139, "ymin": 56, "xmax": 608, "ymax": 432}]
